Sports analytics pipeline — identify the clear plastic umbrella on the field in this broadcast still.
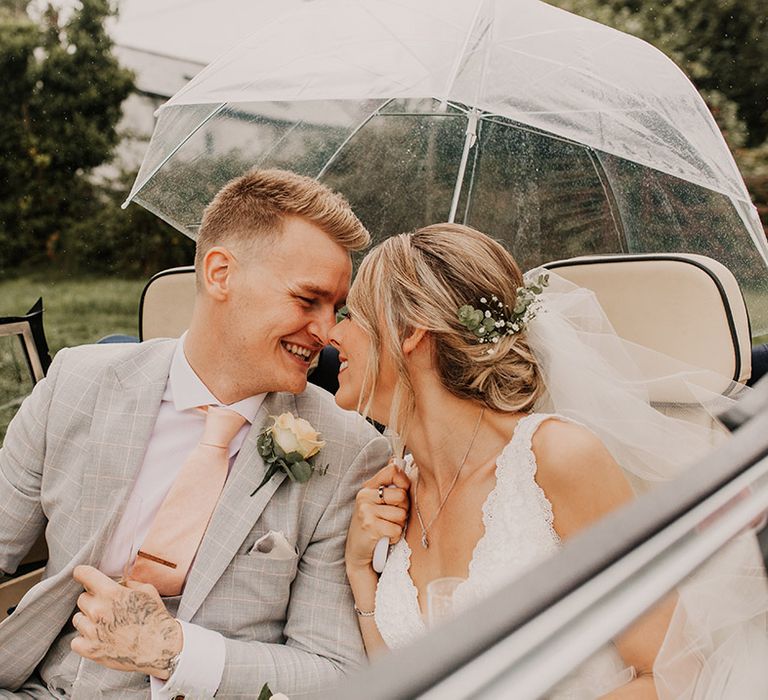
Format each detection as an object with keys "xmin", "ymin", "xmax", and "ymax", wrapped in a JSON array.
[{"xmin": 124, "ymin": 0, "xmax": 768, "ymax": 334}]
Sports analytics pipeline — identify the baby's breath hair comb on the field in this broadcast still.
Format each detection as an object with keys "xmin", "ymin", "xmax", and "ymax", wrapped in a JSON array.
[{"xmin": 457, "ymin": 273, "xmax": 549, "ymax": 354}]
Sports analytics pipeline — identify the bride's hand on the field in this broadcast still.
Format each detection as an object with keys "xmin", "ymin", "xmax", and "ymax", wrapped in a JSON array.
[{"xmin": 346, "ymin": 460, "xmax": 410, "ymax": 574}]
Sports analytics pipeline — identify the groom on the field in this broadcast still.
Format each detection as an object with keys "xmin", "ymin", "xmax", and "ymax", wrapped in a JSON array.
[{"xmin": 0, "ymin": 170, "xmax": 389, "ymax": 698}]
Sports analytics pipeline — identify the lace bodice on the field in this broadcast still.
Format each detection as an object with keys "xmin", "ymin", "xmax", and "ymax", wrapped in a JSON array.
[{"xmin": 374, "ymin": 413, "xmax": 632, "ymax": 698}]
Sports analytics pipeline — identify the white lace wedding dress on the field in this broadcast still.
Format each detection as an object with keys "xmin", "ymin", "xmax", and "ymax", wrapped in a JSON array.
[{"xmin": 375, "ymin": 413, "xmax": 635, "ymax": 699}]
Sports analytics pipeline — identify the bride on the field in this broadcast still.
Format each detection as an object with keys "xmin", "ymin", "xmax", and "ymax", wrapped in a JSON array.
[{"xmin": 329, "ymin": 223, "xmax": 768, "ymax": 699}]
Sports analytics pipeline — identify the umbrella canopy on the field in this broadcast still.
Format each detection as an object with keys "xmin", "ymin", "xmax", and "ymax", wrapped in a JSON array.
[{"xmin": 125, "ymin": 0, "xmax": 768, "ymax": 334}]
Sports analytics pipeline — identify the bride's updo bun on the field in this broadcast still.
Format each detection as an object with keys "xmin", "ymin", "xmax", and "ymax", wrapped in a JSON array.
[{"xmin": 347, "ymin": 223, "xmax": 544, "ymax": 427}]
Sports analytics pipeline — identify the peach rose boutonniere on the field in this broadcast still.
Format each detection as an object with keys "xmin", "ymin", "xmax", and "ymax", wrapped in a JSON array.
[{"xmin": 251, "ymin": 413, "xmax": 328, "ymax": 496}]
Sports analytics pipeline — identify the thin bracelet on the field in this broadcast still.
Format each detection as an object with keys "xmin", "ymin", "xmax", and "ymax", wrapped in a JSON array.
[{"xmin": 354, "ymin": 604, "xmax": 376, "ymax": 617}]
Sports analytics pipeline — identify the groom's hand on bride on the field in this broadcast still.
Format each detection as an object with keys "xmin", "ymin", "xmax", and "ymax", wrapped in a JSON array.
[
  {"xmin": 346, "ymin": 460, "xmax": 410, "ymax": 573},
  {"xmin": 70, "ymin": 565, "xmax": 183, "ymax": 680}
]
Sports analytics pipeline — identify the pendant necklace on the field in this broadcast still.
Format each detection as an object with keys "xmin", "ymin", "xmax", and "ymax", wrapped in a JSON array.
[{"xmin": 413, "ymin": 407, "xmax": 485, "ymax": 549}]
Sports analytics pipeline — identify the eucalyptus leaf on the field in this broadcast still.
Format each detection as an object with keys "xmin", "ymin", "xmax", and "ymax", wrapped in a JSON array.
[
  {"xmin": 283, "ymin": 451, "xmax": 304, "ymax": 464},
  {"xmin": 291, "ymin": 461, "xmax": 313, "ymax": 482},
  {"xmin": 257, "ymin": 433, "xmax": 273, "ymax": 458},
  {"xmin": 457, "ymin": 305, "xmax": 474, "ymax": 322}
]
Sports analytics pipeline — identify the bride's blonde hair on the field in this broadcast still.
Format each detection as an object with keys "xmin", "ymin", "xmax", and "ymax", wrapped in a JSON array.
[{"xmin": 347, "ymin": 223, "xmax": 544, "ymax": 437}]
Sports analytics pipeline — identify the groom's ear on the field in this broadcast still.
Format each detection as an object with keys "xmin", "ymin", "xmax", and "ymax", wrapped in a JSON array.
[
  {"xmin": 402, "ymin": 328, "xmax": 428, "ymax": 356},
  {"xmin": 202, "ymin": 246, "xmax": 235, "ymax": 301}
]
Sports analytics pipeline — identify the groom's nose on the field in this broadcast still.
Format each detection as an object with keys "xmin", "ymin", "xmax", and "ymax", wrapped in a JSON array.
[{"xmin": 309, "ymin": 306, "xmax": 336, "ymax": 346}]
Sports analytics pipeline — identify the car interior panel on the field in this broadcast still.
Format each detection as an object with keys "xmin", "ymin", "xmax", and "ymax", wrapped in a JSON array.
[{"xmin": 0, "ymin": 301, "xmax": 52, "ymax": 619}]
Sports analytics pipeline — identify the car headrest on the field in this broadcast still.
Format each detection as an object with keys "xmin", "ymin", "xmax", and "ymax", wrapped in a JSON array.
[
  {"xmin": 543, "ymin": 254, "xmax": 751, "ymax": 402},
  {"xmin": 140, "ymin": 266, "xmax": 196, "ymax": 341}
]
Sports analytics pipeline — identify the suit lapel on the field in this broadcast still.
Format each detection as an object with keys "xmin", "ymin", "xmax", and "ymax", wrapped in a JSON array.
[
  {"xmin": 0, "ymin": 341, "xmax": 175, "ymax": 689},
  {"xmin": 80, "ymin": 341, "xmax": 175, "ymax": 560},
  {"xmin": 178, "ymin": 392, "xmax": 295, "ymax": 620}
]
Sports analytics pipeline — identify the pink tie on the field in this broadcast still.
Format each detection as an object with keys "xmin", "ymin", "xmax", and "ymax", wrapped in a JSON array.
[{"xmin": 129, "ymin": 406, "xmax": 247, "ymax": 595}]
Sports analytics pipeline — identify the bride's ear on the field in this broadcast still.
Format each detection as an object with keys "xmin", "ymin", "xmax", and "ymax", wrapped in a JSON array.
[{"xmin": 402, "ymin": 328, "xmax": 428, "ymax": 357}]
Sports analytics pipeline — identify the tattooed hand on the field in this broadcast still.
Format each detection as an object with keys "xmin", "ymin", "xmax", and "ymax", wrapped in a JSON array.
[{"xmin": 71, "ymin": 565, "xmax": 183, "ymax": 680}]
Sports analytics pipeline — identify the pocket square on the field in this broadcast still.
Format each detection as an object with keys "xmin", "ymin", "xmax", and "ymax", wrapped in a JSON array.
[{"xmin": 248, "ymin": 530, "xmax": 297, "ymax": 560}]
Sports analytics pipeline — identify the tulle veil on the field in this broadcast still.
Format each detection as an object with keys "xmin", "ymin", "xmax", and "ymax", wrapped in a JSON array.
[{"xmin": 525, "ymin": 269, "xmax": 768, "ymax": 699}]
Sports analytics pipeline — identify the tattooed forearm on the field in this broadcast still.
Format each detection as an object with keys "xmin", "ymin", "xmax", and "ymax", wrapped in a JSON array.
[{"xmin": 98, "ymin": 651, "xmax": 176, "ymax": 672}]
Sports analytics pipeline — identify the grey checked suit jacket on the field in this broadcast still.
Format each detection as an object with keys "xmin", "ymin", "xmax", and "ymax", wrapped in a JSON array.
[{"xmin": 0, "ymin": 339, "xmax": 389, "ymax": 697}]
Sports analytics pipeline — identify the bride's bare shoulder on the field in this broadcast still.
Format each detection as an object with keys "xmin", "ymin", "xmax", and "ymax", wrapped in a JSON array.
[
  {"xmin": 530, "ymin": 416, "xmax": 606, "ymax": 466},
  {"xmin": 531, "ymin": 416, "xmax": 633, "ymax": 538}
]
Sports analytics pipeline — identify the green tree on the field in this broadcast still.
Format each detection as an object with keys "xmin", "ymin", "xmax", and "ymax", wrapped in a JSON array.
[
  {"xmin": 66, "ymin": 169, "xmax": 194, "ymax": 277},
  {"xmin": 0, "ymin": 6, "xmax": 39, "ymax": 267},
  {"xmin": 549, "ymin": 0, "xmax": 768, "ymax": 148},
  {"xmin": 0, "ymin": 0, "xmax": 134, "ymax": 273}
]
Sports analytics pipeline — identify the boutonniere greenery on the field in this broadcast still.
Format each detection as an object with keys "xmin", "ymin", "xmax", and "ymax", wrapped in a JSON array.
[
  {"xmin": 251, "ymin": 412, "xmax": 328, "ymax": 496},
  {"xmin": 258, "ymin": 683, "xmax": 289, "ymax": 700}
]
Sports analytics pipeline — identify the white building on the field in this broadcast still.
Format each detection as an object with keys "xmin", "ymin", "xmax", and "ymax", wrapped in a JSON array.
[{"xmin": 112, "ymin": 45, "xmax": 205, "ymax": 174}]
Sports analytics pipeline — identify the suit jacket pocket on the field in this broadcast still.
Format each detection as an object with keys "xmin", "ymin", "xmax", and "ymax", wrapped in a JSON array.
[
  {"xmin": 246, "ymin": 530, "xmax": 298, "ymax": 561},
  {"xmin": 231, "ymin": 550, "xmax": 299, "ymax": 604}
]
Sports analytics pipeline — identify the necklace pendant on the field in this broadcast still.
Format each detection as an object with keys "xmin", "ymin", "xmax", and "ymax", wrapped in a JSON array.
[{"xmin": 420, "ymin": 531, "xmax": 429, "ymax": 549}]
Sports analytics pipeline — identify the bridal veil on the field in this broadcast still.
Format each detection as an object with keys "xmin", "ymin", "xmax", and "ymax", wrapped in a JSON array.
[{"xmin": 526, "ymin": 269, "xmax": 768, "ymax": 699}]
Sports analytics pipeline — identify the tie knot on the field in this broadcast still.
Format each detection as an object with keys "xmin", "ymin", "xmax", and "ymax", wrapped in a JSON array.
[{"xmin": 201, "ymin": 406, "xmax": 247, "ymax": 449}]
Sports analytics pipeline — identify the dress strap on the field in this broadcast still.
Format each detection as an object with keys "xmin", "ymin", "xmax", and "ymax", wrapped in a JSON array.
[
  {"xmin": 493, "ymin": 413, "xmax": 551, "ymax": 492},
  {"xmin": 491, "ymin": 412, "xmax": 580, "ymax": 540},
  {"xmin": 509, "ymin": 412, "xmax": 578, "ymax": 453}
]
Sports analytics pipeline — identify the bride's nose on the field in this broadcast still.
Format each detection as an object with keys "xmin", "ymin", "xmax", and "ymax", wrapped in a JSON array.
[{"xmin": 328, "ymin": 323, "xmax": 344, "ymax": 350}]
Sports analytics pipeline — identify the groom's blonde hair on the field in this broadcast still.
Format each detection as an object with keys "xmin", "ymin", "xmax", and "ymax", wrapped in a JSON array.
[
  {"xmin": 195, "ymin": 169, "xmax": 369, "ymax": 284},
  {"xmin": 347, "ymin": 223, "xmax": 544, "ymax": 438}
]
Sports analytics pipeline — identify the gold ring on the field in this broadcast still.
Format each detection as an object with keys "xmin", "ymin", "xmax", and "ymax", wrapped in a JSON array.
[{"xmin": 378, "ymin": 485, "xmax": 385, "ymax": 503}]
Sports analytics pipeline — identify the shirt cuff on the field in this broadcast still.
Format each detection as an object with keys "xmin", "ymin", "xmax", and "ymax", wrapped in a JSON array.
[{"xmin": 150, "ymin": 620, "xmax": 226, "ymax": 700}]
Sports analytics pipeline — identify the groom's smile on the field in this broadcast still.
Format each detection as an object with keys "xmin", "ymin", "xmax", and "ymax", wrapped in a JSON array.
[{"xmin": 281, "ymin": 340, "xmax": 320, "ymax": 368}]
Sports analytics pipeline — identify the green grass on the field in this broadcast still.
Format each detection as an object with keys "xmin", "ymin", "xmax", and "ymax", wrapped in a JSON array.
[
  {"xmin": 0, "ymin": 275, "xmax": 145, "ymax": 351},
  {"xmin": 0, "ymin": 274, "xmax": 145, "ymax": 442},
  {"xmin": 741, "ymin": 286, "xmax": 768, "ymax": 345}
]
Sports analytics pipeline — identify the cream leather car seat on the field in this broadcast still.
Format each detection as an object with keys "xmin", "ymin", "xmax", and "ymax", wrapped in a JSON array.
[
  {"xmin": 140, "ymin": 266, "xmax": 196, "ymax": 340},
  {"xmin": 544, "ymin": 253, "xmax": 751, "ymax": 437}
]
